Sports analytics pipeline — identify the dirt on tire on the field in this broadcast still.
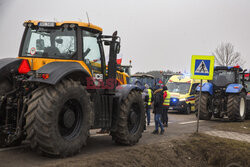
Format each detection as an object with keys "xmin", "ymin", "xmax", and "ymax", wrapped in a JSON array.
[
  {"xmin": 195, "ymin": 93, "xmax": 212, "ymax": 120},
  {"xmin": 25, "ymin": 79, "xmax": 92, "ymax": 157},
  {"xmin": 227, "ymin": 93, "xmax": 246, "ymax": 121},
  {"xmin": 111, "ymin": 90, "xmax": 145, "ymax": 145}
]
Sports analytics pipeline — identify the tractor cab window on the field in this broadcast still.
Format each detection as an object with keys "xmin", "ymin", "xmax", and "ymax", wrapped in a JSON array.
[
  {"xmin": 21, "ymin": 27, "xmax": 76, "ymax": 59},
  {"xmin": 82, "ymin": 30, "xmax": 102, "ymax": 73},
  {"xmin": 210, "ymin": 70, "xmax": 236, "ymax": 87}
]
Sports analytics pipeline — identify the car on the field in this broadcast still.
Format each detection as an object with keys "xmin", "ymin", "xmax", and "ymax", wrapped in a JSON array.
[{"xmin": 166, "ymin": 74, "xmax": 201, "ymax": 114}]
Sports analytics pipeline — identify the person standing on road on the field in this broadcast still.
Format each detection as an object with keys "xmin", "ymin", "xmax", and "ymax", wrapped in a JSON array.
[
  {"xmin": 162, "ymin": 86, "xmax": 170, "ymax": 127},
  {"xmin": 144, "ymin": 84, "xmax": 153, "ymax": 126},
  {"xmin": 152, "ymin": 88, "xmax": 165, "ymax": 135}
]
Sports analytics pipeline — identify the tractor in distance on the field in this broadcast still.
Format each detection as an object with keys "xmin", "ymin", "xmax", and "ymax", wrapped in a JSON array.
[
  {"xmin": 0, "ymin": 20, "xmax": 145, "ymax": 157},
  {"xmin": 119, "ymin": 60, "xmax": 132, "ymax": 76},
  {"xmin": 130, "ymin": 73, "xmax": 158, "ymax": 90},
  {"xmin": 195, "ymin": 66, "xmax": 248, "ymax": 121},
  {"xmin": 242, "ymin": 69, "xmax": 250, "ymax": 119}
]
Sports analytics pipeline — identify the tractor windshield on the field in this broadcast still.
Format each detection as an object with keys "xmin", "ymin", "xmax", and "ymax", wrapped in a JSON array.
[
  {"xmin": 21, "ymin": 27, "xmax": 77, "ymax": 59},
  {"xmin": 131, "ymin": 77, "xmax": 155, "ymax": 88},
  {"xmin": 210, "ymin": 70, "xmax": 236, "ymax": 87},
  {"xmin": 167, "ymin": 82, "xmax": 191, "ymax": 94}
]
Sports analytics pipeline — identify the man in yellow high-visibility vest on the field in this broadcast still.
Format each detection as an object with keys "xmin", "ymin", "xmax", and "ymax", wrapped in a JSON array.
[
  {"xmin": 162, "ymin": 86, "xmax": 170, "ymax": 127},
  {"xmin": 145, "ymin": 84, "xmax": 153, "ymax": 126}
]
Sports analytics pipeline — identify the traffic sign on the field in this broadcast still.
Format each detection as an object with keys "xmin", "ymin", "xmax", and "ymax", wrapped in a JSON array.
[{"xmin": 191, "ymin": 55, "xmax": 214, "ymax": 80}]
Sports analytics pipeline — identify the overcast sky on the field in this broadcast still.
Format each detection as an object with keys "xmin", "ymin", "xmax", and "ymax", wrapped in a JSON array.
[{"xmin": 0, "ymin": 0, "xmax": 249, "ymax": 74}]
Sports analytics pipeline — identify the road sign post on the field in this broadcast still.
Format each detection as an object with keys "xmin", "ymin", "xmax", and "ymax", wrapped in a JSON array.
[
  {"xmin": 191, "ymin": 55, "xmax": 214, "ymax": 133},
  {"xmin": 197, "ymin": 79, "xmax": 202, "ymax": 133}
]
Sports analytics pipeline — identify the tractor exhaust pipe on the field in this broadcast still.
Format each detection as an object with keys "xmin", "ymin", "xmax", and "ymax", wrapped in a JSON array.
[{"xmin": 107, "ymin": 31, "xmax": 120, "ymax": 92}]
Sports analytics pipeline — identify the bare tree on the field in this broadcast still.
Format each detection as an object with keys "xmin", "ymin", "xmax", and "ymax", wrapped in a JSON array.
[{"xmin": 212, "ymin": 42, "xmax": 245, "ymax": 67}]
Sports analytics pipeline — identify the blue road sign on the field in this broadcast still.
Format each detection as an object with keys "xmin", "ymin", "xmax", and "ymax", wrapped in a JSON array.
[{"xmin": 194, "ymin": 59, "xmax": 210, "ymax": 76}]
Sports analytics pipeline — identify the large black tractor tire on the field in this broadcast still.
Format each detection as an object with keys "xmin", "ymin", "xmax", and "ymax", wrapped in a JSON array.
[
  {"xmin": 195, "ymin": 93, "xmax": 212, "ymax": 120},
  {"xmin": 111, "ymin": 90, "xmax": 145, "ymax": 145},
  {"xmin": 227, "ymin": 93, "xmax": 246, "ymax": 121},
  {"xmin": 245, "ymin": 97, "xmax": 250, "ymax": 120},
  {"xmin": 25, "ymin": 79, "xmax": 92, "ymax": 157}
]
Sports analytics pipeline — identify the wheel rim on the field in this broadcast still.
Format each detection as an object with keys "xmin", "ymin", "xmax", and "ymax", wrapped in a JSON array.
[
  {"xmin": 239, "ymin": 98, "xmax": 245, "ymax": 117},
  {"xmin": 127, "ymin": 103, "xmax": 141, "ymax": 134},
  {"xmin": 58, "ymin": 99, "xmax": 83, "ymax": 140}
]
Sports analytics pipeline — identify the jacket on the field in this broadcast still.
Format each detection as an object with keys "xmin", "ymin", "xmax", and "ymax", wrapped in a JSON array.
[{"xmin": 153, "ymin": 89, "xmax": 164, "ymax": 114}]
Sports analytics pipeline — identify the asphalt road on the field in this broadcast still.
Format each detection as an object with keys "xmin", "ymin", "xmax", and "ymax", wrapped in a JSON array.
[{"xmin": 0, "ymin": 111, "xmax": 221, "ymax": 167}]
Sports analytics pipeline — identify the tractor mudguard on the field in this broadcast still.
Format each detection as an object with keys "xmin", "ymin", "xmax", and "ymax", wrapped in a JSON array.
[
  {"xmin": 196, "ymin": 82, "xmax": 213, "ymax": 95},
  {"xmin": 226, "ymin": 84, "xmax": 243, "ymax": 93},
  {"xmin": 115, "ymin": 84, "xmax": 142, "ymax": 102},
  {"xmin": 28, "ymin": 62, "xmax": 91, "ymax": 85},
  {"xmin": 0, "ymin": 58, "xmax": 22, "ymax": 79}
]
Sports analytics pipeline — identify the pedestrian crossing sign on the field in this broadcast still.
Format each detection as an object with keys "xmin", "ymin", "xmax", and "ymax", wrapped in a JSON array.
[{"xmin": 191, "ymin": 55, "xmax": 214, "ymax": 80}]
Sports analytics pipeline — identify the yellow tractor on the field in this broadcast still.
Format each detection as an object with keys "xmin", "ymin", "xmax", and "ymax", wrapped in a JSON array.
[{"xmin": 0, "ymin": 20, "xmax": 145, "ymax": 157}]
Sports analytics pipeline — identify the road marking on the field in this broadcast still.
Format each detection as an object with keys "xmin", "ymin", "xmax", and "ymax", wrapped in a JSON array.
[
  {"xmin": 204, "ymin": 130, "xmax": 250, "ymax": 143},
  {"xmin": 179, "ymin": 120, "xmax": 203, "ymax": 125},
  {"xmin": 0, "ymin": 144, "xmax": 29, "ymax": 152}
]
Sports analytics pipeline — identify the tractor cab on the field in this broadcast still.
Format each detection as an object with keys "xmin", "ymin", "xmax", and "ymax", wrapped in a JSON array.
[
  {"xmin": 19, "ymin": 20, "xmax": 122, "ymax": 87},
  {"xmin": 20, "ymin": 21, "xmax": 103, "ymax": 73},
  {"xmin": 209, "ymin": 66, "xmax": 243, "ymax": 88}
]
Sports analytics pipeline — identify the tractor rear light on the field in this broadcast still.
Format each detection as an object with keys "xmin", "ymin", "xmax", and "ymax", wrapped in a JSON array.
[
  {"xmin": 36, "ymin": 73, "xmax": 49, "ymax": 80},
  {"xmin": 234, "ymin": 86, "xmax": 239, "ymax": 89},
  {"xmin": 42, "ymin": 74, "xmax": 49, "ymax": 80},
  {"xmin": 233, "ymin": 65, "xmax": 240, "ymax": 68},
  {"xmin": 18, "ymin": 59, "xmax": 31, "ymax": 74}
]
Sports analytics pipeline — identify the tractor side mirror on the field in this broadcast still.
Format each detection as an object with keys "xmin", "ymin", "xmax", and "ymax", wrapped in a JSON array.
[
  {"xmin": 115, "ymin": 43, "xmax": 120, "ymax": 54},
  {"xmin": 36, "ymin": 39, "xmax": 45, "ymax": 50}
]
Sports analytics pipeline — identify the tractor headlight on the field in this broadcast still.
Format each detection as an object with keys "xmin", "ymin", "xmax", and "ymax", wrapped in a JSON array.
[{"xmin": 36, "ymin": 73, "xmax": 50, "ymax": 80}]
